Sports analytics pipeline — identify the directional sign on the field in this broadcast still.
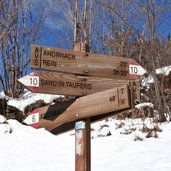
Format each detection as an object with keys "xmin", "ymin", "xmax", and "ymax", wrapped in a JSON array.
[
  {"xmin": 18, "ymin": 72, "xmax": 133, "ymax": 96},
  {"xmin": 28, "ymin": 85, "xmax": 130, "ymax": 131},
  {"xmin": 23, "ymin": 109, "xmax": 39, "ymax": 128},
  {"xmin": 24, "ymin": 105, "xmax": 132, "ymax": 135},
  {"xmin": 30, "ymin": 45, "xmax": 146, "ymax": 80}
]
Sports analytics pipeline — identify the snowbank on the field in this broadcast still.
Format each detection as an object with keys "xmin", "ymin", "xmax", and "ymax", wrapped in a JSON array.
[
  {"xmin": 156, "ymin": 65, "xmax": 171, "ymax": 76},
  {"xmin": 6, "ymin": 89, "xmax": 64, "ymax": 112},
  {"xmin": 0, "ymin": 118, "xmax": 171, "ymax": 171},
  {"xmin": 135, "ymin": 102, "xmax": 154, "ymax": 109}
]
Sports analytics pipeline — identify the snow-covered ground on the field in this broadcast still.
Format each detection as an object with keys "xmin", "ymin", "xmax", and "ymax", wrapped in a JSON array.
[
  {"xmin": 0, "ymin": 116, "xmax": 171, "ymax": 171},
  {"xmin": 0, "ymin": 86, "xmax": 171, "ymax": 171}
]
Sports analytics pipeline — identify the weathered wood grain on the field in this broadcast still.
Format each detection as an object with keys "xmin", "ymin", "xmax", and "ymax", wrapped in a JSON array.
[
  {"xmin": 19, "ymin": 72, "xmax": 133, "ymax": 96},
  {"xmin": 30, "ymin": 44, "xmax": 141, "ymax": 80},
  {"xmin": 37, "ymin": 85, "xmax": 130, "ymax": 131}
]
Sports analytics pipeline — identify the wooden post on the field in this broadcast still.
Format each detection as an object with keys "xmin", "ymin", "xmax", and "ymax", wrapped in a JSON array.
[
  {"xmin": 75, "ymin": 119, "xmax": 91, "ymax": 171},
  {"xmin": 74, "ymin": 42, "xmax": 91, "ymax": 171}
]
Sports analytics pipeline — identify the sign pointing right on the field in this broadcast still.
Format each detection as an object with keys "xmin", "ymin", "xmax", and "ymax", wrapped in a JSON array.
[
  {"xmin": 129, "ymin": 59, "xmax": 147, "ymax": 80},
  {"xmin": 30, "ymin": 45, "xmax": 146, "ymax": 80}
]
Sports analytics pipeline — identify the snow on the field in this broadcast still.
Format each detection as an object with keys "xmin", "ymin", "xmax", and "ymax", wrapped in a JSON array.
[
  {"xmin": 0, "ymin": 91, "xmax": 10, "ymax": 100},
  {"xmin": 93, "ymin": 123, "xmax": 171, "ymax": 171},
  {"xmin": 0, "ymin": 114, "xmax": 6, "ymax": 123},
  {"xmin": 135, "ymin": 102, "xmax": 154, "ymax": 109},
  {"xmin": 141, "ymin": 65, "xmax": 171, "ymax": 89},
  {"xmin": 0, "ymin": 117, "xmax": 171, "ymax": 171},
  {"xmin": 1, "ymin": 88, "xmax": 171, "ymax": 171},
  {"xmin": 142, "ymin": 75, "xmax": 154, "ymax": 86},
  {"xmin": 156, "ymin": 65, "xmax": 171, "ymax": 76},
  {"xmin": 6, "ymin": 89, "xmax": 64, "ymax": 112}
]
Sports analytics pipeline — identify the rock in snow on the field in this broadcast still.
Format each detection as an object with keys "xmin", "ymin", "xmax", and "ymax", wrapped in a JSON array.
[
  {"xmin": 0, "ymin": 115, "xmax": 12, "ymax": 134},
  {"xmin": 0, "ymin": 114, "xmax": 6, "ymax": 123}
]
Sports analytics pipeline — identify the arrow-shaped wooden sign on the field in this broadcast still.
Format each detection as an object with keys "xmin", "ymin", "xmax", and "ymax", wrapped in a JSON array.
[
  {"xmin": 23, "ymin": 108, "xmax": 39, "ymax": 128},
  {"xmin": 30, "ymin": 44, "xmax": 146, "ymax": 80},
  {"xmin": 23, "ymin": 85, "xmax": 130, "ymax": 131},
  {"xmin": 18, "ymin": 72, "xmax": 134, "ymax": 96}
]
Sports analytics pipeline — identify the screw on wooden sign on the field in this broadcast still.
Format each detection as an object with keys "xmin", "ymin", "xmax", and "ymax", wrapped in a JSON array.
[{"xmin": 30, "ymin": 44, "xmax": 146, "ymax": 80}]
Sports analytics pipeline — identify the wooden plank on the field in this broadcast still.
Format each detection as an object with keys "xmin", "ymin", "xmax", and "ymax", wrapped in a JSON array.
[
  {"xmin": 23, "ymin": 98, "xmax": 76, "ymax": 126},
  {"xmin": 24, "ymin": 99, "xmax": 132, "ymax": 135},
  {"xmin": 35, "ymin": 85, "xmax": 130, "ymax": 131},
  {"xmin": 50, "ymin": 108, "xmax": 132, "ymax": 135},
  {"xmin": 30, "ymin": 44, "xmax": 146, "ymax": 80},
  {"xmin": 18, "ymin": 72, "xmax": 132, "ymax": 96},
  {"xmin": 38, "ymin": 99, "xmax": 76, "ymax": 120}
]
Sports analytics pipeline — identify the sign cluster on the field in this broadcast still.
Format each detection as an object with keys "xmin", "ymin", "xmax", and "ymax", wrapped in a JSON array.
[{"xmin": 18, "ymin": 44, "xmax": 146, "ymax": 132}]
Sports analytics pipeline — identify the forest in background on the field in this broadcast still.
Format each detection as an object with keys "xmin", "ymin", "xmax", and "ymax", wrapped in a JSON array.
[{"xmin": 0, "ymin": 0, "xmax": 171, "ymax": 121}]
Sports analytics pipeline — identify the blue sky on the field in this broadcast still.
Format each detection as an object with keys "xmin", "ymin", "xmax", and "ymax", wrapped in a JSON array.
[
  {"xmin": 0, "ymin": 0, "xmax": 171, "ymax": 91},
  {"xmin": 34, "ymin": 0, "xmax": 171, "ymax": 50}
]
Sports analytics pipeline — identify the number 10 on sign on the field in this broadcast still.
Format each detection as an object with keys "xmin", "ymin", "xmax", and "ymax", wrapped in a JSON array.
[
  {"xmin": 18, "ymin": 76, "xmax": 39, "ymax": 87},
  {"xmin": 129, "ymin": 65, "xmax": 145, "ymax": 75}
]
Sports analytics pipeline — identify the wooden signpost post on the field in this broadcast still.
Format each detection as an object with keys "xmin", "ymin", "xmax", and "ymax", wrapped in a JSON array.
[{"xmin": 30, "ymin": 44, "xmax": 146, "ymax": 80}]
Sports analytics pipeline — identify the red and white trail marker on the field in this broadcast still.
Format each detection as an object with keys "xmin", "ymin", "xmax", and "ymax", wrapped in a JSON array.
[
  {"xmin": 23, "ymin": 109, "xmax": 39, "ymax": 128},
  {"xmin": 18, "ymin": 74, "xmax": 40, "ymax": 92},
  {"xmin": 129, "ymin": 59, "xmax": 146, "ymax": 80}
]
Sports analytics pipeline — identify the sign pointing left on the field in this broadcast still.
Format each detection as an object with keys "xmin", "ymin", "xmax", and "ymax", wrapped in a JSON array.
[
  {"xmin": 23, "ymin": 109, "xmax": 39, "ymax": 128},
  {"xmin": 23, "ymin": 85, "xmax": 130, "ymax": 131},
  {"xmin": 18, "ymin": 75, "xmax": 39, "ymax": 87},
  {"xmin": 18, "ymin": 72, "xmax": 133, "ymax": 96}
]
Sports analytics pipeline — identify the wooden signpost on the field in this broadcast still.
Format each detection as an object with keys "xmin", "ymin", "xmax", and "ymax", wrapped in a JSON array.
[
  {"xmin": 18, "ymin": 42, "xmax": 146, "ymax": 171},
  {"xmin": 30, "ymin": 44, "xmax": 146, "ymax": 80}
]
